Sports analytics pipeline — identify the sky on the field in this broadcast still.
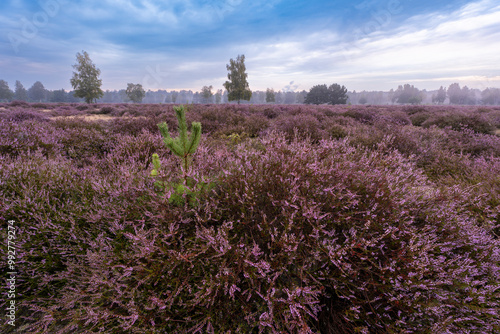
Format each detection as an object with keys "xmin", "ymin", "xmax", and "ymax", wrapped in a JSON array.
[{"xmin": 1, "ymin": 0, "xmax": 499, "ymax": 93}]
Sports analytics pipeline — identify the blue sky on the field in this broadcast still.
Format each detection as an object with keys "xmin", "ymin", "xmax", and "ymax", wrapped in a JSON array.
[{"xmin": 1, "ymin": 0, "xmax": 499, "ymax": 93}]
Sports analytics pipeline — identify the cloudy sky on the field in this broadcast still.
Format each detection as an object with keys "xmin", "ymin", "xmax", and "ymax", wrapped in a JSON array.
[{"xmin": 1, "ymin": 0, "xmax": 499, "ymax": 93}]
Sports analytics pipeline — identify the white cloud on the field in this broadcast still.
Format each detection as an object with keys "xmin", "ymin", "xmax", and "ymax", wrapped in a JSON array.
[
  {"xmin": 244, "ymin": 0, "xmax": 500, "ymax": 91},
  {"xmin": 2, "ymin": 0, "xmax": 499, "ymax": 92}
]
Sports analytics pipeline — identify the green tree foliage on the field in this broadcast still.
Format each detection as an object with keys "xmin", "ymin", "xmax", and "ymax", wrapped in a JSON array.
[
  {"xmin": 70, "ymin": 51, "xmax": 104, "ymax": 103},
  {"xmin": 28, "ymin": 81, "xmax": 46, "ymax": 102},
  {"xmin": 392, "ymin": 84, "xmax": 422, "ymax": 105},
  {"xmin": 51, "ymin": 89, "xmax": 67, "ymax": 102},
  {"xmin": 448, "ymin": 83, "xmax": 476, "ymax": 105},
  {"xmin": 329, "ymin": 83, "xmax": 348, "ymax": 104},
  {"xmin": 305, "ymin": 84, "xmax": 330, "ymax": 105},
  {"xmin": 171, "ymin": 91, "xmax": 178, "ymax": 103},
  {"xmin": 304, "ymin": 83, "xmax": 348, "ymax": 105},
  {"xmin": 296, "ymin": 90, "xmax": 307, "ymax": 104},
  {"xmin": 223, "ymin": 54, "xmax": 252, "ymax": 104},
  {"xmin": 125, "ymin": 83, "xmax": 145, "ymax": 103},
  {"xmin": 432, "ymin": 86, "xmax": 447, "ymax": 104},
  {"xmin": 0, "ymin": 80, "xmax": 14, "ymax": 101},
  {"xmin": 284, "ymin": 91, "xmax": 295, "ymax": 104},
  {"xmin": 266, "ymin": 88, "xmax": 276, "ymax": 103},
  {"xmin": 481, "ymin": 87, "xmax": 500, "ymax": 105},
  {"xmin": 215, "ymin": 89, "xmax": 222, "ymax": 104},
  {"xmin": 14, "ymin": 80, "xmax": 28, "ymax": 101},
  {"xmin": 201, "ymin": 85, "xmax": 213, "ymax": 103}
]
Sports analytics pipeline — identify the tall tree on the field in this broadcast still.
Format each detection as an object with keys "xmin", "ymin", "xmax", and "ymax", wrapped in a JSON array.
[
  {"xmin": 28, "ymin": 81, "xmax": 46, "ymax": 102},
  {"xmin": 447, "ymin": 83, "xmax": 464, "ymax": 104},
  {"xmin": 201, "ymin": 85, "xmax": 213, "ymax": 103},
  {"xmin": 432, "ymin": 86, "xmax": 447, "ymax": 104},
  {"xmin": 0, "ymin": 80, "xmax": 14, "ymax": 101},
  {"xmin": 51, "ymin": 89, "xmax": 67, "ymax": 102},
  {"xmin": 275, "ymin": 91, "xmax": 284, "ymax": 104},
  {"xmin": 305, "ymin": 84, "xmax": 330, "ymax": 105},
  {"xmin": 481, "ymin": 88, "xmax": 500, "ymax": 105},
  {"xmin": 328, "ymin": 83, "xmax": 348, "ymax": 105},
  {"xmin": 392, "ymin": 84, "xmax": 422, "ymax": 104},
  {"xmin": 14, "ymin": 80, "xmax": 28, "ymax": 101},
  {"xmin": 223, "ymin": 54, "xmax": 251, "ymax": 104},
  {"xmin": 461, "ymin": 86, "xmax": 476, "ymax": 105},
  {"xmin": 296, "ymin": 90, "xmax": 307, "ymax": 104},
  {"xmin": 125, "ymin": 83, "xmax": 146, "ymax": 103},
  {"xmin": 284, "ymin": 91, "xmax": 296, "ymax": 104},
  {"xmin": 266, "ymin": 88, "xmax": 275, "ymax": 103},
  {"xmin": 215, "ymin": 89, "xmax": 222, "ymax": 104},
  {"xmin": 447, "ymin": 83, "xmax": 476, "ymax": 105},
  {"xmin": 171, "ymin": 91, "xmax": 178, "ymax": 104},
  {"xmin": 305, "ymin": 84, "xmax": 348, "ymax": 105},
  {"xmin": 70, "ymin": 51, "xmax": 104, "ymax": 103}
]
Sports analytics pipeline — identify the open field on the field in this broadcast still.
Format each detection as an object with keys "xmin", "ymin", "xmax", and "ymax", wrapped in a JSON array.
[{"xmin": 1, "ymin": 102, "xmax": 499, "ymax": 333}]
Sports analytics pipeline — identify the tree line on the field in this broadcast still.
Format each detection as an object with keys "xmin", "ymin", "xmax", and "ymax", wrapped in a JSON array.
[
  {"xmin": 1, "ymin": 50, "xmax": 499, "ymax": 105},
  {"xmin": 350, "ymin": 84, "xmax": 500, "ymax": 106}
]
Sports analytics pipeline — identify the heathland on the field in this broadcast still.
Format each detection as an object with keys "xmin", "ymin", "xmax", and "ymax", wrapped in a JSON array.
[{"xmin": 1, "ymin": 102, "xmax": 499, "ymax": 333}]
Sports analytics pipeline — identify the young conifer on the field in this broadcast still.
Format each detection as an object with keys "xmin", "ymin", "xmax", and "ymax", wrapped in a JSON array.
[{"xmin": 155, "ymin": 105, "xmax": 201, "ymax": 183}]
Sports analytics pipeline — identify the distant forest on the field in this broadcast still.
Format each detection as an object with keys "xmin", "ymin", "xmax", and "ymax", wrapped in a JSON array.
[{"xmin": 1, "ymin": 79, "xmax": 500, "ymax": 105}]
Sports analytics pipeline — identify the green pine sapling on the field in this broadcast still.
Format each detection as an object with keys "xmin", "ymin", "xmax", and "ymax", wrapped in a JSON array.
[
  {"xmin": 151, "ymin": 105, "xmax": 212, "ymax": 206},
  {"xmin": 157, "ymin": 105, "xmax": 201, "ymax": 183}
]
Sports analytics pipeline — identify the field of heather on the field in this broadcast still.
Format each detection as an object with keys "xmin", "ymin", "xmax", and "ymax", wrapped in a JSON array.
[{"xmin": 1, "ymin": 101, "xmax": 499, "ymax": 333}]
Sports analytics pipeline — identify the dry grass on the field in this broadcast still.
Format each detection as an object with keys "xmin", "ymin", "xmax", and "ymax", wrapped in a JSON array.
[
  {"xmin": 51, "ymin": 114, "xmax": 117, "ymax": 121},
  {"xmin": 50, "ymin": 114, "xmax": 148, "ymax": 121}
]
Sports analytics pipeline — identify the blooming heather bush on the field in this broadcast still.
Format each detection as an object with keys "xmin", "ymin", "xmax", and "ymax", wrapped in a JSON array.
[
  {"xmin": 409, "ymin": 111, "xmax": 432, "ymax": 126},
  {"xmin": 323, "ymin": 115, "xmax": 359, "ymax": 127},
  {"xmin": 484, "ymin": 109, "xmax": 500, "ymax": 128},
  {"xmin": 272, "ymin": 113, "xmax": 326, "ymax": 142},
  {"xmin": 0, "ymin": 151, "xmax": 161, "ymax": 332},
  {"xmin": 0, "ymin": 120, "xmax": 62, "ymax": 158},
  {"xmin": 422, "ymin": 111, "xmax": 496, "ymax": 134},
  {"xmin": 56, "ymin": 122, "xmax": 114, "ymax": 165},
  {"xmin": 341, "ymin": 107, "xmax": 377, "ymax": 124},
  {"xmin": 9, "ymin": 100, "xmax": 30, "ymax": 107},
  {"xmin": 324, "ymin": 123, "xmax": 348, "ymax": 139},
  {"xmin": 444, "ymin": 127, "xmax": 500, "ymax": 157},
  {"xmin": 51, "ymin": 105, "xmax": 86, "ymax": 117},
  {"xmin": 433, "ymin": 154, "xmax": 500, "ymax": 233},
  {"xmin": 212, "ymin": 114, "xmax": 270, "ymax": 139},
  {"xmin": 263, "ymin": 106, "xmax": 280, "ymax": 119},
  {"xmin": 108, "ymin": 130, "xmax": 165, "ymax": 168},
  {"xmin": 242, "ymin": 114, "xmax": 270, "ymax": 137},
  {"xmin": 109, "ymin": 116, "xmax": 165, "ymax": 136},
  {"xmin": 31, "ymin": 103, "xmax": 50, "ymax": 109},
  {"xmin": 1, "ymin": 104, "xmax": 499, "ymax": 333},
  {"xmin": 0, "ymin": 108, "xmax": 50, "ymax": 123},
  {"xmin": 188, "ymin": 106, "xmax": 246, "ymax": 134},
  {"xmin": 345, "ymin": 123, "xmax": 387, "ymax": 150},
  {"xmin": 97, "ymin": 105, "xmax": 115, "ymax": 114},
  {"xmin": 402, "ymin": 105, "xmax": 428, "ymax": 115},
  {"xmin": 75, "ymin": 104, "xmax": 89, "ymax": 111},
  {"xmin": 374, "ymin": 110, "xmax": 411, "ymax": 126}
]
